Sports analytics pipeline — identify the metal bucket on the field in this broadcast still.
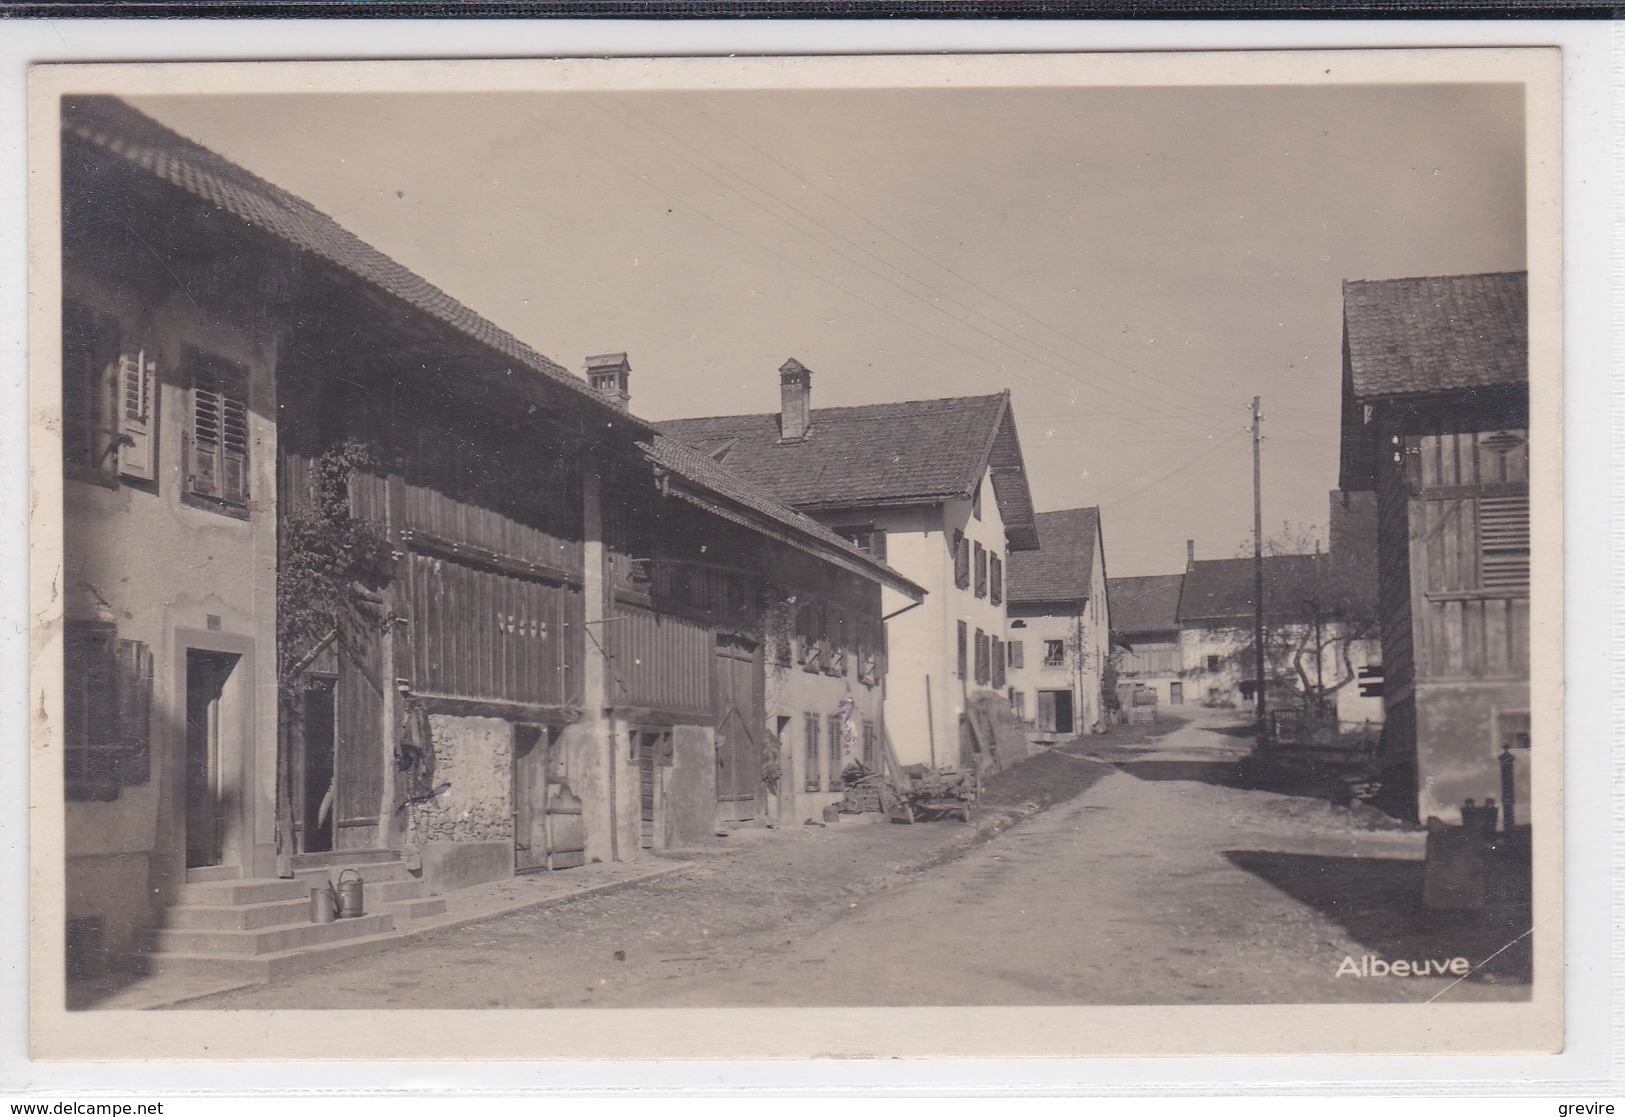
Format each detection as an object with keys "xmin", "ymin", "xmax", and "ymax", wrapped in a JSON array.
[
  {"xmin": 310, "ymin": 885, "xmax": 337, "ymax": 924},
  {"xmin": 336, "ymin": 868, "xmax": 365, "ymax": 919}
]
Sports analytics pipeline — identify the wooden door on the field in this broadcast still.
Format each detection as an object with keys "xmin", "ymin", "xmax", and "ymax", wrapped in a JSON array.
[
  {"xmin": 513, "ymin": 725, "xmax": 549, "ymax": 873},
  {"xmin": 184, "ymin": 651, "xmax": 237, "ymax": 869},
  {"xmin": 513, "ymin": 724, "xmax": 585, "ymax": 872},
  {"xmin": 638, "ymin": 733, "xmax": 657, "ymax": 850},
  {"xmin": 713, "ymin": 635, "xmax": 763, "ymax": 823},
  {"xmin": 298, "ymin": 677, "xmax": 337, "ymax": 854}
]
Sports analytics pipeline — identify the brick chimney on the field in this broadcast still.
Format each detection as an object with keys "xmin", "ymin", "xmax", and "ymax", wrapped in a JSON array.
[
  {"xmin": 585, "ymin": 352, "xmax": 631, "ymax": 410},
  {"xmin": 1186, "ymin": 539, "xmax": 1196, "ymax": 568},
  {"xmin": 778, "ymin": 358, "xmax": 812, "ymax": 442}
]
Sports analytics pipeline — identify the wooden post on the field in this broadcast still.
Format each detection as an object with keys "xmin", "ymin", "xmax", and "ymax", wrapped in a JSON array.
[
  {"xmin": 581, "ymin": 464, "xmax": 618, "ymax": 862},
  {"xmin": 377, "ymin": 467, "xmax": 406, "ymax": 850}
]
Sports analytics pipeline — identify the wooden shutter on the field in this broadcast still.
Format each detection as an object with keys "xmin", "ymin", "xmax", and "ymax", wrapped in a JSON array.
[
  {"xmin": 803, "ymin": 713, "xmax": 820, "ymax": 793},
  {"xmin": 827, "ymin": 714, "xmax": 844, "ymax": 790},
  {"xmin": 974, "ymin": 629, "xmax": 988, "ymax": 685},
  {"xmin": 956, "ymin": 620, "xmax": 968, "ymax": 678},
  {"xmin": 115, "ymin": 350, "xmax": 157, "ymax": 481},
  {"xmin": 974, "ymin": 542, "xmax": 987, "ymax": 598},
  {"xmin": 114, "ymin": 638, "xmax": 153, "ymax": 784},
  {"xmin": 953, "ymin": 531, "xmax": 970, "ymax": 589},
  {"xmin": 1037, "ymin": 690, "xmax": 1058, "ymax": 733},
  {"xmin": 190, "ymin": 356, "xmax": 250, "ymax": 504},
  {"xmin": 1479, "ymin": 494, "xmax": 1530, "ymax": 591},
  {"xmin": 862, "ymin": 721, "xmax": 876, "ymax": 767},
  {"xmin": 990, "ymin": 555, "xmax": 1003, "ymax": 605},
  {"xmin": 1008, "ymin": 640, "xmax": 1024, "ymax": 669},
  {"xmin": 871, "ymin": 529, "xmax": 887, "ymax": 563},
  {"xmin": 991, "ymin": 636, "xmax": 1005, "ymax": 689}
]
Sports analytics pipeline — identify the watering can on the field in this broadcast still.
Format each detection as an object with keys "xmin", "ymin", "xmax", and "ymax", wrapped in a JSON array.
[
  {"xmin": 310, "ymin": 881, "xmax": 338, "ymax": 924},
  {"xmin": 336, "ymin": 868, "xmax": 366, "ymax": 918}
]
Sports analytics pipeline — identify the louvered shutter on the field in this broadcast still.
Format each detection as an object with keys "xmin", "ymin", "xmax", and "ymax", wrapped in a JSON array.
[
  {"xmin": 1479, "ymin": 495, "xmax": 1530, "ymax": 591},
  {"xmin": 957, "ymin": 620, "xmax": 968, "ymax": 678},
  {"xmin": 803, "ymin": 713, "xmax": 821, "ymax": 792},
  {"xmin": 190, "ymin": 358, "xmax": 250, "ymax": 504},
  {"xmin": 115, "ymin": 350, "xmax": 157, "ymax": 481},
  {"xmin": 114, "ymin": 639, "xmax": 153, "ymax": 784}
]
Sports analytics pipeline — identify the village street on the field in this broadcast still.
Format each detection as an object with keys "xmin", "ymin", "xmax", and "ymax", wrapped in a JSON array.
[{"xmin": 179, "ymin": 710, "xmax": 1529, "ymax": 1012}]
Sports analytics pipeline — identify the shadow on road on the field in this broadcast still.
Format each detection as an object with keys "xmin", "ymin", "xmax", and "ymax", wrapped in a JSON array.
[
  {"xmin": 1223, "ymin": 850, "xmax": 1532, "ymax": 988},
  {"xmin": 1115, "ymin": 758, "xmax": 1250, "ymax": 789}
]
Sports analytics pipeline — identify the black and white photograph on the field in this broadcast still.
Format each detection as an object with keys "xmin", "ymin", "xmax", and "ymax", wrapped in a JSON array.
[{"xmin": 28, "ymin": 49, "xmax": 1562, "ymax": 1060}]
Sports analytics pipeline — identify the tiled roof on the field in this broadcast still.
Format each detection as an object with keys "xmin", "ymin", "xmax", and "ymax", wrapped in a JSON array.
[
  {"xmin": 1004, "ymin": 507, "xmax": 1100, "ymax": 603},
  {"xmin": 1343, "ymin": 271, "xmax": 1527, "ymax": 399},
  {"xmin": 642, "ymin": 435, "xmax": 923, "ymax": 598},
  {"xmin": 1177, "ymin": 554, "xmax": 1347, "ymax": 625},
  {"xmin": 1107, "ymin": 574, "xmax": 1185, "ymax": 635},
  {"xmin": 61, "ymin": 95, "xmax": 652, "ymax": 434},
  {"xmin": 660, "ymin": 390, "xmax": 1039, "ymax": 549}
]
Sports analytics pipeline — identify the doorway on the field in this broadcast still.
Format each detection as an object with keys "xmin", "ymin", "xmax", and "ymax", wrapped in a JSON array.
[
  {"xmin": 299, "ymin": 677, "xmax": 337, "ymax": 854},
  {"xmin": 1037, "ymin": 689, "xmax": 1075, "ymax": 737},
  {"xmin": 185, "ymin": 650, "xmax": 239, "ymax": 869},
  {"xmin": 513, "ymin": 724, "xmax": 585, "ymax": 872},
  {"xmin": 1169, "ymin": 681, "xmax": 1184, "ymax": 707},
  {"xmin": 713, "ymin": 634, "xmax": 764, "ymax": 824}
]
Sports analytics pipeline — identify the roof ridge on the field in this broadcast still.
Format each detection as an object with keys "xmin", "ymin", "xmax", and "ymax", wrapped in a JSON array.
[
  {"xmin": 1343, "ymin": 269, "xmax": 1527, "ymax": 288},
  {"xmin": 660, "ymin": 391, "xmax": 1009, "ymax": 428}
]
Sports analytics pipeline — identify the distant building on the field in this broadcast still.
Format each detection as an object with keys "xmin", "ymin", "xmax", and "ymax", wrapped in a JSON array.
[
  {"xmin": 662, "ymin": 374, "xmax": 1040, "ymax": 771},
  {"xmin": 1175, "ymin": 546, "xmax": 1383, "ymax": 730},
  {"xmin": 1338, "ymin": 271, "xmax": 1530, "ymax": 825},
  {"xmin": 1109, "ymin": 572, "xmax": 1187, "ymax": 708},
  {"xmin": 1004, "ymin": 507, "xmax": 1111, "ymax": 742}
]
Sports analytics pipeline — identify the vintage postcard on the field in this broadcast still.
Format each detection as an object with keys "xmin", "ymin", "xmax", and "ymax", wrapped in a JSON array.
[{"xmin": 27, "ymin": 48, "xmax": 1562, "ymax": 1061}]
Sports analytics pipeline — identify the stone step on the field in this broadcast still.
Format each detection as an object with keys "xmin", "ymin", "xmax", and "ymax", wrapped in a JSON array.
[
  {"xmin": 385, "ymin": 896, "xmax": 448, "ymax": 920},
  {"xmin": 184, "ymin": 865, "xmax": 243, "ymax": 884},
  {"xmin": 164, "ymin": 897, "xmax": 316, "ymax": 931},
  {"xmin": 140, "ymin": 912, "xmax": 395, "ymax": 956},
  {"xmin": 126, "ymin": 922, "xmax": 427, "ymax": 985},
  {"xmin": 371, "ymin": 879, "xmax": 430, "ymax": 903},
  {"xmin": 288, "ymin": 848, "xmax": 402, "ymax": 872},
  {"xmin": 291, "ymin": 862, "xmax": 415, "ymax": 886},
  {"xmin": 176, "ymin": 878, "xmax": 310, "ymax": 907}
]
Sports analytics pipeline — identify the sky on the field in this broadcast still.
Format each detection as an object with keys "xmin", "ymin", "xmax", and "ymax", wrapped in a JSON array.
[{"xmin": 132, "ymin": 82, "xmax": 1525, "ymax": 577}]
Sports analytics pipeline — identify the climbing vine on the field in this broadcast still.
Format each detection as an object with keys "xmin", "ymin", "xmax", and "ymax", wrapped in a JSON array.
[{"xmin": 276, "ymin": 439, "xmax": 395, "ymax": 702}]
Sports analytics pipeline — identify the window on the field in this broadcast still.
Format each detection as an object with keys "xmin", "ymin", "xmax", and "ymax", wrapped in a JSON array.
[
  {"xmin": 989, "ymin": 554, "xmax": 1003, "ymax": 606},
  {"xmin": 186, "ymin": 350, "xmax": 251, "ymax": 509},
  {"xmin": 1009, "ymin": 689, "xmax": 1026, "ymax": 720},
  {"xmin": 957, "ymin": 620, "xmax": 968, "ymax": 678},
  {"xmin": 991, "ymin": 636, "xmax": 1006, "ymax": 689},
  {"xmin": 835, "ymin": 525, "xmax": 887, "ymax": 563},
  {"xmin": 63, "ymin": 302, "xmax": 156, "ymax": 482},
  {"xmin": 974, "ymin": 542, "xmax": 987, "ymax": 598},
  {"xmin": 1007, "ymin": 640, "xmax": 1024, "ymax": 670},
  {"xmin": 861, "ymin": 720, "xmax": 877, "ymax": 768},
  {"xmin": 827, "ymin": 714, "xmax": 845, "ymax": 790},
  {"xmin": 1479, "ymin": 494, "xmax": 1530, "ymax": 592},
  {"xmin": 803, "ymin": 712, "xmax": 821, "ymax": 793},
  {"xmin": 1043, "ymin": 640, "xmax": 1065, "ymax": 668},
  {"xmin": 64, "ymin": 622, "xmax": 152, "ymax": 799},
  {"xmin": 974, "ymin": 628, "xmax": 989, "ymax": 685},
  {"xmin": 952, "ymin": 531, "xmax": 970, "ymax": 589},
  {"xmin": 1205, "ymin": 654, "xmax": 1221, "ymax": 673}
]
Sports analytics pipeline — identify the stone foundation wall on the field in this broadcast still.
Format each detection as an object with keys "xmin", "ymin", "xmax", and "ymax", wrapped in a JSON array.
[{"xmin": 409, "ymin": 714, "xmax": 514, "ymax": 845}]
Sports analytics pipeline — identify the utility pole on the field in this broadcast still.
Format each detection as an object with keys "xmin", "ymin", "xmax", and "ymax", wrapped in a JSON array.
[{"xmin": 1251, "ymin": 395, "xmax": 1268, "ymax": 746}]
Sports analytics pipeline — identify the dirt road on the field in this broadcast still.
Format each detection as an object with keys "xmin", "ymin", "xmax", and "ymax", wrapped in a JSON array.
[{"xmin": 184, "ymin": 711, "xmax": 1529, "ymax": 1010}]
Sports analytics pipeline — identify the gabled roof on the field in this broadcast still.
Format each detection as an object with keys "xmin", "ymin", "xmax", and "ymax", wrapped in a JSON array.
[
  {"xmin": 643, "ymin": 435, "xmax": 923, "ymax": 599},
  {"xmin": 1343, "ymin": 271, "xmax": 1527, "ymax": 400},
  {"xmin": 61, "ymin": 95, "xmax": 653, "ymax": 435},
  {"xmin": 1005, "ymin": 507, "xmax": 1100, "ymax": 603},
  {"xmin": 1177, "ymin": 554, "xmax": 1340, "ymax": 625},
  {"xmin": 660, "ymin": 390, "xmax": 1040, "ymax": 550},
  {"xmin": 1107, "ymin": 574, "xmax": 1185, "ymax": 636}
]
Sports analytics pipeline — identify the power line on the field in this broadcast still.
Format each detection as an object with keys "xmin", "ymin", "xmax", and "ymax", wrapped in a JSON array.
[{"xmin": 601, "ymin": 99, "xmax": 1224, "ymax": 428}]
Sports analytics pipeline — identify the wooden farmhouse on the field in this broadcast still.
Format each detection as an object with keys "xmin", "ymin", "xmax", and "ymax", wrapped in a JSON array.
[
  {"xmin": 55, "ymin": 96, "xmax": 920, "ymax": 982},
  {"xmin": 662, "ymin": 372, "xmax": 1040, "ymax": 772},
  {"xmin": 1338, "ymin": 271, "xmax": 1531, "ymax": 826}
]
